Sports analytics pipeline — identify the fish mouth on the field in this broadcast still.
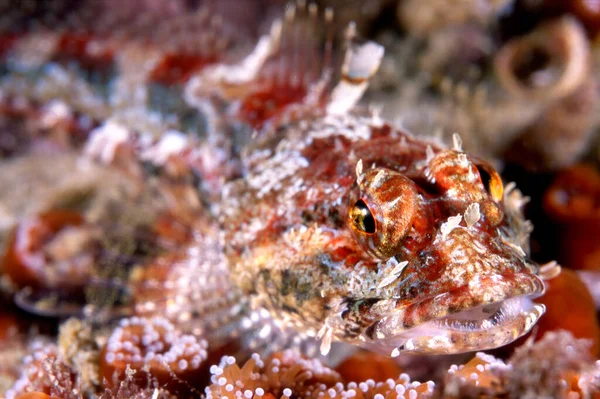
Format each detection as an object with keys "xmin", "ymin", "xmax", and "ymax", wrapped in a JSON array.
[
  {"xmin": 390, "ymin": 296, "xmax": 546, "ymax": 355},
  {"xmin": 363, "ymin": 273, "xmax": 546, "ymax": 355}
]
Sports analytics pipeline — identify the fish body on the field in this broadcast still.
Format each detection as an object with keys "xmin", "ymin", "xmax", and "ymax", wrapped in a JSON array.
[
  {"xmin": 222, "ymin": 109, "xmax": 546, "ymax": 356},
  {"xmin": 0, "ymin": 1, "xmax": 549, "ymax": 357}
]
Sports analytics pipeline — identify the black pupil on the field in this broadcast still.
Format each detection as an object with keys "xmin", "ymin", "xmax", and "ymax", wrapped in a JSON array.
[
  {"xmin": 354, "ymin": 199, "xmax": 376, "ymax": 234},
  {"xmin": 476, "ymin": 164, "xmax": 492, "ymax": 194}
]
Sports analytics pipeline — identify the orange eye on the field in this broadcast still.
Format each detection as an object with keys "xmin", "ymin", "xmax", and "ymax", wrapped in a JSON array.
[
  {"xmin": 350, "ymin": 199, "xmax": 376, "ymax": 234},
  {"xmin": 475, "ymin": 162, "xmax": 504, "ymax": 202}
]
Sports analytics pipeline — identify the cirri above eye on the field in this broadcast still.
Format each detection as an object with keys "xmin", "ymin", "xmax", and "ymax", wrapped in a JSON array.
[{"xmin": 348, "ymin": 167, "xmax": 419, "ymax": 259}]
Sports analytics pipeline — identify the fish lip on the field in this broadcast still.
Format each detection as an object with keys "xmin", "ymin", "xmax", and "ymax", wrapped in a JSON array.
[
  {"xmin": 364, "ymin": 272, "xmax": 546, "ymax": 355},
  {"xmin": 402, "ymin": 272, "xmax": 545, "ymax": 330},
  {"xmin": 430, "ymin": 295, "xmax": 538, "ymax": 332},
  {"xmin": 395, "ymin": 297, "xmax": 546, "ymax": 355}
]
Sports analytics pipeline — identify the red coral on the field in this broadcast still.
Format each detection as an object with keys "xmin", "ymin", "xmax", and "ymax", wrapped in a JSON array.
[
  {"xmin": 544, "ymin": 164, "xmax": 600, "ymax": 271},
  {"xmin": 535, "ymin": 268, "xmax": 600, "ymax": 356},
  {"xmin": 570, "ymin": 0, "xmax": 600, "ymax": 33},
  {"xmin": 540, "ymin": 0, "xmax": 600, "ymax": 36},
  {"xmin": 0, "ymin": 312, "xmax": 19, "ymax": 342}
]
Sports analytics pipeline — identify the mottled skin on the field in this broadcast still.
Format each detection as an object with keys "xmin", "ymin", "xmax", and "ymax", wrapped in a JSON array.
[
  {"xmin": 222, "ymin": 114, "xmax": 545, "ymax": 355},
  {"xmin": 0, "ymin": 2, "xmax": 548, "ymax": 357}
]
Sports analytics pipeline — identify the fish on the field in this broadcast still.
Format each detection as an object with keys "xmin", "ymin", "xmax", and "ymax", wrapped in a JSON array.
[
  {"xmin": 221, "ymin": 82, "xmax": 550, "ymax": 357},
  {"xmin": 0, "ymin": 0, "xmax": 557, "ymax": 358}
]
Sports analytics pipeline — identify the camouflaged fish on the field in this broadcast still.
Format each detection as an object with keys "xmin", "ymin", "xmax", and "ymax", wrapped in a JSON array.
[
  {"xmin": 217, "ymin": 13, "xmax": 556, "ymax": 357},
  {"xmin": 221, "ymin": 70, "xmax": 552, "ymax": 356},
  {"xmin": 0, "ymin": 1, "xmax": 557, "ymax": 358}
]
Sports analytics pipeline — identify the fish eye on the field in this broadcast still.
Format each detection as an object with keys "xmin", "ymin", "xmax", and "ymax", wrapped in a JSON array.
[
  {"xmin": 349, "ymin": 167, "xmax": 418, "ymax": 258},
  {"xmin": 475, "ymin": 162, "xmax": 504, "ymax": 202},
  {"xmin": 350, "ymin": 199, "xmax": 376, "ymax": 234}
]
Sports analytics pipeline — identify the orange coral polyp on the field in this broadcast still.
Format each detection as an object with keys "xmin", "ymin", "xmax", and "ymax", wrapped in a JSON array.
[
  {"xmin": 206, "ymin": 350, "xmax": 436, "ymax": 399},
  {"xmin": 335, "ymin": 351, "xmax": 403, "ymax": 383},
  {"xmin": 100, "ymin": 316, "xmax": 208, "ymax": 394}
]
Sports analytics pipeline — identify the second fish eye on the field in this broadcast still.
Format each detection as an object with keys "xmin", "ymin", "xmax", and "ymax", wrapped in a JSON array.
[{"xmin": 475, "ymin": 162, "xmax": 504, "ymax": 202}]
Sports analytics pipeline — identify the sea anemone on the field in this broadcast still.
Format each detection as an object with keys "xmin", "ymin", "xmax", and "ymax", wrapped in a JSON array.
[
  {"xmin": 5, "ymin": 342, "xmax": 78, "ymax": 399},
  {"xmin": 100, "ymin": 316, "xmax": 209, "ymax": 396},
  {"xmin": 205, "ymin": 350, "xmax": 436, "ymax": 399}
]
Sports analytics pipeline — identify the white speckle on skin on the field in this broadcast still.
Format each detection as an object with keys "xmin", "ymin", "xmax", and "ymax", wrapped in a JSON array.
[
  {"xmin": 426, "ymin": 145, "xmax": 435, "ymax": 161},
  {"xmin": 247, "ymin": 149, "xmax": 309, "ymax": 198},
  {"xmin": 371, "ymin": 169, "xmax": 387, "ymax": 188},
  {"xmin": 377, "ymin": 261, "xmax": 409, "ymax": 289},
  {"xmin": 356, "ymin": 159, "xmax": 364, "ymax": 185},
  {"xmin": 440, "ymin": 214, "xmax": 462, "ymax": 237},
  {"xmin": 464, "ymin": 203, "xmax": 481, "ymax": 228},
  {"xmin": 40, "ymin": 100, "xmax": 71, "ymax": 128},
  {"xmin": 85, "ymin": 120, "xmax": 131, "ymax": 164},
  {"xmin": 317, "ymin": 324, "xmax": 334, "ymax": 356},
  {"xmin": 370, "ymin": 104, "xmax": 384, "ymax": 127},
  {"xmin": 141, "ymin": 130, "xmax": 189, "ymax": 165},
  {"xmin": 452, "ymin": 133, "xmax": 463, "ymax": 151},
  {"xmin": 457, "ymin": 153, "xmax": 469, "ymax": 168}
]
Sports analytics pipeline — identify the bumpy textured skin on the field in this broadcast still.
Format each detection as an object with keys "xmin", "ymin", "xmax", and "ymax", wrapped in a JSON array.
[
  {"xmin": 0, "ymin": 1, "xmax": 547, "ymax": 358},
  {"xmin": 221, "ymin": 111, "xmax": 545, "ymax": 355}
]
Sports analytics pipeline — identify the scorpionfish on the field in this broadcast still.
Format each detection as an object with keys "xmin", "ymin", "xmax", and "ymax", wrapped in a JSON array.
[
  {"xmin": 222, "ymin": 87, "xmax": 549, "ymax": 357},
  {"xmin": 0, "ymin": 0, "xmax": 554, "ymax": 358}
]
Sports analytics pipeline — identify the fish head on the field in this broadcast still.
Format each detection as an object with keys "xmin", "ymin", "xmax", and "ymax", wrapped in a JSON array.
[
  {"xmin": 223, "ymin": 114, "xmax": 548, "ymax": 356},
  {"xmin": 337, "ymin": 145, "xmax": 547, "ymax": 355}
]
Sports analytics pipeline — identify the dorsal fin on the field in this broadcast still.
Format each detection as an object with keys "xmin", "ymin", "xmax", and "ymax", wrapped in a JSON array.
[
  {"xmin": 184, "ymin": 1, "xmax": 342, "ymax": 132},
  {"xmin": 326, "ymin": 31, "xmax": 384, "ymax": 115}
]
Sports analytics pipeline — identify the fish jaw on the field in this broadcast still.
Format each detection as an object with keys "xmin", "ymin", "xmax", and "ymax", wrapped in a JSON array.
[{"xmin": 358, "ymin": 272, "xmax": 546, "ymax": 355}]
